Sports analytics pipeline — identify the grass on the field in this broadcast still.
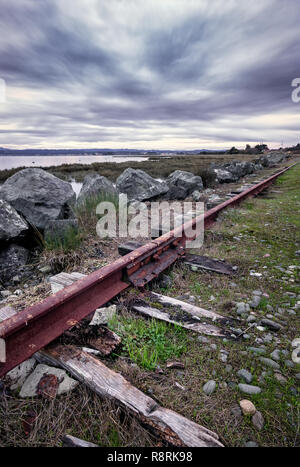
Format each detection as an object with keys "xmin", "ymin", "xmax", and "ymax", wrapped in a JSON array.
[
  {"xmin": 108, "ymin": 313, "xmax": 188, "ymax": 371},
  {"xmin": 75, "ymin": 191, "xmax": 119, "ymax": 236},
  {"xmin": 44, "ymin": 225, "xmax": 82, "ymax": 253}
]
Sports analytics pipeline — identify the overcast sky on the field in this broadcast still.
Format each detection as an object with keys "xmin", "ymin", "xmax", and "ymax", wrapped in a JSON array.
[{"xmin": 0, "ymin": 0, "xmax": 299, "ymax": 150}]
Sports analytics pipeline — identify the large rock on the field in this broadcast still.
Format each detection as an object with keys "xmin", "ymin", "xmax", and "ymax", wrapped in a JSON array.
[
  {"xmin": 0, "ymin": 244, "xmax": 29, "ymax": 283},
  {"xmin": 258, "ymin": 152, "xmax": 287, "ymax": 168},
  {"xmin": 222, "ymin": 161, "xmax": 255, "ymax": 180},
  {"xmin": 0, "ymin": 199, "xmax": 29, "ymax": 242},
  {"xmin": 76, "ymin": 173, "xmax": 118, "ymax": 206},
  {"xmin": 116, "ymin": 168, "xmax": 169, "ymax": 201},
  {"xmin": 165, "ymin": 171, "xmax": 203, "ymax": 200},
  {"xmin": 0, "ymin": 168, "xmax": 76, "ymax": 231},
  {"xmin": 213, "ymin": 168, "xmax": 238, "ymax": 183},
  {"xmin": 19, "ymin": 364, "xmax": 78, "ymax": 398}
]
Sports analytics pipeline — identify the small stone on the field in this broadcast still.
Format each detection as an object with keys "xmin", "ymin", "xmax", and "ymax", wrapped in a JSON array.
[
  {"xmin": 203, "ymin": 380, "xmax": 216, "ymax": 395},
  {"xmin": 238, "ymin": 384, "xmax": 262, "ymax": 395},
  {"xmin": 250, "ymin": 295, "xmax": 261, "ymax": 308},
  {"xmin": 237, "ymin": 369, "xmax": 253, "ymax": 384},
  {"xmin": 231, "ymin": 404, "xmax": 242, "ymax": 420},
  {"xmin": 89, "ymin": 305, "xmax": 116, "ymax": 326},
  {"xmin": 259, "ymin": 357, "xmax": 280, "ymax": 370},
  {"xmin": 261, "ymin": 319, "xmax": 282, "ymax": 331},
  {"xmin": 270, "ymin": 349, "xmax": 281, "ymax": 361},
  {"xmin": 252, "ymin": 411, "xmax": 264, "ymax": 431},
  {"xmin": 225, "ymin": 364, "xmax": 233, "ymax": 373},
  {"xmin": 236, "ymin": 302, "xmax": 247, "ymax": 314},
  {"xmin": 248, "ymin": 347, "xmax": 266, "ymax": 355},
  {"xmin": 285, "ymin": 360, "xmax": 295, "ymax": 368},
  {"xmin": 247, "ymin": 315, "xmax": 257, "ymax": 323},
  {"xmin": 219, "ymin": 353, "xmax": 228, "ymax": 363},
  {"xmin": 239, "ymin": 399, "xmax": 256, "ymax": 415},
  {"xmin": 198, "ymin": 336, "xmax": 210, "ymax": 344},
  {"xmin": 244, "ymin": 441, "xmax": 259, "ymax": 447},
  {"xmin": 38, "ymin": 265, "xmax": 52, "ymax": 274},
  {"xmin": 252, "ymin": 290, "xmax": 262, "ymax": 296},
  {"xmin": 274, "ymin": 373, "xmax": 287, "ymax": 384}
]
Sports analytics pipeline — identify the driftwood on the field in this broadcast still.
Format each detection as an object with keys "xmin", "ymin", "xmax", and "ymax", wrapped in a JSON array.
[
  {"xmin": 62, "ymin": 434, "xmax": 98, "ymax": 448},
  {"xmin": 150, "ymin": 292, "xmax": 228, "ymax": 323},
  {"xmin": 38, "ymin": 344, "xmax": 223, "ymax": 447},
  {"xmin": 131, "ymin": 303, "xmax": 228, "ymax": 338}
]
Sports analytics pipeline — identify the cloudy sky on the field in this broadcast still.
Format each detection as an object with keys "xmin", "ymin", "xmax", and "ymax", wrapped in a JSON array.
[{"xmin": 0, "ymin": 0, "xmax": 299, "ymax": 150}]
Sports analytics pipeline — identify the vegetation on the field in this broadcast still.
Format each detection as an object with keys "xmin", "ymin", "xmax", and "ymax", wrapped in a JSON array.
[{"xmin": 108, "ymin": 313, "xmax": 188, "ymax": 371}]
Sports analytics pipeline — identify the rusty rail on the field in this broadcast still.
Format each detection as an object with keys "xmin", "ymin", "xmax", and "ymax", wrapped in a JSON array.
[{"xmin": 0, "ymin": 163, "xmax": 296, "ymax": 377}]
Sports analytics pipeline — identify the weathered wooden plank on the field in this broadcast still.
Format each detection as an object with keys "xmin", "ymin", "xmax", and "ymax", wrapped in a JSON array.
[
  {"xmin": 50, "ymin": 272, "xmax": 86, "ymax": 294},
  {"xmin": 0, "ymin": 338, "xmax": 6, "ymax": 363},
  {"xmin": 184, "ymin": 254, "xmax": 235, "ymax": 275},
  {"xmin": 132, "ymin": 304, "xmax": 228, "ymax": 338},
  {"xmin": 150, "ymin": 292, "xmax": 227, "ymax": 323},
  {"xmin": 0, "ymin": 305, "xmax": 17, "ymax": 323},
  {"xmin": 39, "ymin": 344, "xmax": 223, "ymax": 447},
  {"xmin": 62, "ymin": 434, "xmax": 98, "ymax": 448}
]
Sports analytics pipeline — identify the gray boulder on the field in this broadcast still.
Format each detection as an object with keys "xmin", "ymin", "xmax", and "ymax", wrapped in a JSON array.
[
  {"xmin": 223, "ymin": 161, "xmax": 255, "ymax": 179},
  {"xmin": 116, "ymin": 168, "xmax": 169, "ymax": 201},
  {"xmin": 0, "ymin": 168, "xmax": 76, "ymax": 231},
  {"xmin": 214, "ymin": 168, "xmax": 238, "ymax": 183},
  {"xmin": 76, "ymin": 173, "xmax": 118, "ymax": 206},
  {"xmin": 0, "ymin": 199, "xmax": 29, "ymax": 242},
  {"xmin": 165, "ymin": 171, "xmax": 203, "ymax": 200},
  {"xmin": 0, "ymin": 244, "xmax": 29, "ymax": 283}
]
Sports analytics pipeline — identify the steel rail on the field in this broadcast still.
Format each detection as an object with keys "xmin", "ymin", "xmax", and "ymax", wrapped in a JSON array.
[{"xmin": 0, "ymin": 163, "xmax": 296, "ymax": 377}]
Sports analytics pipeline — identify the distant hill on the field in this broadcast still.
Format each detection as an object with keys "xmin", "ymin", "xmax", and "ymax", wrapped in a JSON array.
[{"xmin": 0, "ymin": 147, "xmax": 226, "ymax": 156}]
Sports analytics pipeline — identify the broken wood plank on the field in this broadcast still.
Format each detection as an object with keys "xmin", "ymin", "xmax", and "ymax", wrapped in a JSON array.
[
  {"xmin": 184, "ymin": 254, "xmax": 235, "ymax": 275},
  {"xmin": 50, "ymin": 272, "xmax": 86, "ymax": 294},
  {"xmin": 62, "ymin": 434, "xmax": 98, "ymax": 448},
  {"xmin": 149, "ymin": 292, "xmax": 228, "ymax": 323},
  {"xmin": 88, "ymin": 327, "xmax": 121, "ymax": 356},
  {"xmin": 38, "ymin": 344, "xmax": 223, "ymax": 447},
  {"xmin": 132, "ymin": 303, "xmax": 228, "ymax": 338}
]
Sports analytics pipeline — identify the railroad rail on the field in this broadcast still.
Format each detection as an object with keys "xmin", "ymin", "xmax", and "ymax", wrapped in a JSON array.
[{"xmin": 0, "ymin": 163, "xmax": 296, "ymax": 377}]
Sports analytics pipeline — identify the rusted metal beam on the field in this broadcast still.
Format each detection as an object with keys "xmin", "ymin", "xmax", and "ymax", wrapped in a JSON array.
[{"xmin": 0, "ymin": 163, "xmax": 296, "ymax": 377}]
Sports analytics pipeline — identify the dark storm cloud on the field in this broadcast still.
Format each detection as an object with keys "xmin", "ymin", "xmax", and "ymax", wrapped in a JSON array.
[{"xmin": 0, "ymin": 0, "xmax": 299, "ymax": 149}]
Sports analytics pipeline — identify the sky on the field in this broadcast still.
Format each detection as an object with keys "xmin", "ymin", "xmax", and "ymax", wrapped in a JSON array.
[{"xmin": 0, "ymin": 0, "xmax": 299, "ymax": 150}]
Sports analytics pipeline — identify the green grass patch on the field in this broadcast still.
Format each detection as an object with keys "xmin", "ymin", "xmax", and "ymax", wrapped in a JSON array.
[{"xmin": 108, "ymin": 314, "xmax": 188, "ymax": 371}]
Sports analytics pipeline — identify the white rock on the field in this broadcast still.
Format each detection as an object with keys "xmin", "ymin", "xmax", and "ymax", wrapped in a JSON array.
[
  {"xmin": 19, "ymin": 364, "xmax": 78, "ymax": 397},
  {"xmin": 89, "ymin": 305, "xmax": 117, "ymax": 326},
  {"xmin": 6, "ymin": 358, "xmax": 36, "ymax": 390}
]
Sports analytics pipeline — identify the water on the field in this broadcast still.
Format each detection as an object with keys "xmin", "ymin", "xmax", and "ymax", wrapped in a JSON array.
[{"xmin": 0, "ymin": 154, "xmax": 149, "ymax": 171}]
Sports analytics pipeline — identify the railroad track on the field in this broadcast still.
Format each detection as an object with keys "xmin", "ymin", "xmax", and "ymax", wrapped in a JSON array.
[{"xmin": 0, "ymin": 163, "xmax": 297, "ymax": 378}]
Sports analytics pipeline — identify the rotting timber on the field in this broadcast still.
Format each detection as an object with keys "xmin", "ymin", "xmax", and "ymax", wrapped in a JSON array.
[{"xmin": 0, "ymin": 163, "xmax": 296, "ymax": 377}]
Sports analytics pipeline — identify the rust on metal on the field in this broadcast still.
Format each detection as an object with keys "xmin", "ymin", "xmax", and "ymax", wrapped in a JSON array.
[{"xmin": 0, "ymin": 163, "xmax": 296, "ymax": 377}]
